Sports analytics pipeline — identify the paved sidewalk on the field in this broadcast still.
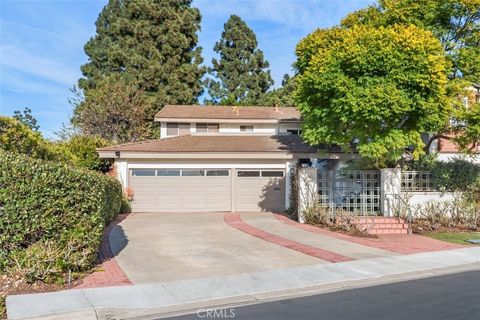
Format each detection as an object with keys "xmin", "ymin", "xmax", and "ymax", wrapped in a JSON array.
[{"xmin": 7, "ymin": 247, "xmax": 480, "ymax": 320}]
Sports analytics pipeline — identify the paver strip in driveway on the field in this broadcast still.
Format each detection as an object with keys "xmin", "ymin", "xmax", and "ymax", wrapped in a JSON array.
[
  {"xmin": 108, "ymin": 212, "xmax": 323, "ymax": 284},
  {"xmin": 224, "ymin": 213, "xmax": 353, "ymax": 262}
]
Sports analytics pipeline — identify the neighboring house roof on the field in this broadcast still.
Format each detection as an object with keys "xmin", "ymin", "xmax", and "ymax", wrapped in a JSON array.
[
  {"xmin": 154, "ymin": 105, "xmax": 300, "ymax": 122},
  {"xmin": 437, "ymin": 136, "xmax": 479, "ymax": 154},
  {"xmin": 97, "ymin": 134, "xmax": 316, "ymax": 154}
]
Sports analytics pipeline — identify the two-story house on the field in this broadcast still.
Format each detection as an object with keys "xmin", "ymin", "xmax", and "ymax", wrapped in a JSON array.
[{"xmin": 97, "ymin": 105, "xmax": 345, "ymax": 213}]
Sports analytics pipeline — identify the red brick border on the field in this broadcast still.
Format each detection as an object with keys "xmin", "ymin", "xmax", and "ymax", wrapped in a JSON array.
[
  {"xmin": 76, "ymin": 214, "xmax": 132, "ymax": 288},
  {"xmin": 273, "ymin": 214, "xmax": 464, "ymax": 254},
  {"xmin": 224, "ymin": 213, "xmax": 352, "ymax": 263}
]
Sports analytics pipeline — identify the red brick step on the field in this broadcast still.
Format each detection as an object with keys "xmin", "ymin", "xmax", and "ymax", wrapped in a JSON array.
[{"xmin": 353, "ymin": 216, "xmax": 409, "ymax": 235}]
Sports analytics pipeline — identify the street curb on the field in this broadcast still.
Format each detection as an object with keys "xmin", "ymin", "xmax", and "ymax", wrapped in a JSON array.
[{"xmin": 126, "ymin": 263, "xmax": 480, "ymax": 320}]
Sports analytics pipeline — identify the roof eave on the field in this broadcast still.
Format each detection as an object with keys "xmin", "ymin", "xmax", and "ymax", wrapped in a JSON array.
[
  {"xmin": 153, "ymin": 117, "xmax": 284, "ymax": 123},
  {"xmin": 98, "ymin": 151, "xmax": 298, "ymax": 159}
]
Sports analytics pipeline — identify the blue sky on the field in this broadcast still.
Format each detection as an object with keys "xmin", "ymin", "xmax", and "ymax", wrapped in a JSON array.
[{"xmin": 0, "ymin": 0, "xmax": 372, "ymax": 138}]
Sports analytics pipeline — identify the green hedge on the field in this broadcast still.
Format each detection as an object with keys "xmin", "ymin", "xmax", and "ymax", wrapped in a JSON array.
[
  {"xmin": 411, "ymin": 156, "xmax": 480, "ymax": 192},
  {"xmin": 0, "ymin": 150, "xmax": 122, "ymax": 281}
]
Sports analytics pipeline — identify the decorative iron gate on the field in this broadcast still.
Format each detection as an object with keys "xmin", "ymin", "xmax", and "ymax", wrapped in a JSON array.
[{"xmin": 317, "ymin": 170, "xmax": 381, "ymax": 215}]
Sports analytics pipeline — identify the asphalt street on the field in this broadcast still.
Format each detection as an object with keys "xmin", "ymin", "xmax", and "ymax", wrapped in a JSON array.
[{"xmin": 167, "ymin": 271, "xmax": 480, "ymax": 320}]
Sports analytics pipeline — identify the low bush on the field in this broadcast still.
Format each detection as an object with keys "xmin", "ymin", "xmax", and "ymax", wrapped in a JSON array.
[
  {"xmin": 410, "ymin": 156, "xmax": 480, "ymax": 193},
  {"xmin": 411, "ymin": 197, "xmax": 480, "ymax": 231},
  {"xmin": 302, "ymin": 204, "xmax": 367, "ymax": 235},
  {"xmin": 0, "ymin": 150, "xmax": 122, "ymax": 281}
]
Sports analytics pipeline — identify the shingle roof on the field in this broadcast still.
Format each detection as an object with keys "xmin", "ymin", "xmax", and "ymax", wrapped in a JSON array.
[
  {"xmin": 97, "ymin": 134, "xmax": 316, "ymax": 154},
  {"xmin": 154, "ymin": 105, "xmax": 300, "ymax": 121}
]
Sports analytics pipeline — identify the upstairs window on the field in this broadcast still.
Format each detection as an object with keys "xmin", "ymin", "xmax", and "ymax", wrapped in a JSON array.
[
  {"xmin": 196, "ymin": 123, "xmax": 219, "ymax": 132},
  {"xmin": 167, "ymin": 123, "xmax": 178, "ymax": 135},
  {"xmin": 240, "ymin": 125, "xmax": 254, "ymax": 132},
  {"xmin": 166, "ymin": 123, "xmax": 190, "ymax": 136},
  {"xmin": 179, "ymin": 123, "xmax": 190, "ymax": 135},
  {"xmin": 208, "ymin": 123, "xmax": 219, "ymax": 132}
]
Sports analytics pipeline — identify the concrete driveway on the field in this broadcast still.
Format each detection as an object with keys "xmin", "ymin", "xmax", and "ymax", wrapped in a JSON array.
[
  {"xmin": 109, "ymin": 212, "xmax": 396, "ymax": 284},
  {"xmin": 109, "ymin": 212, "xmax": 322, "ymax": 283}
]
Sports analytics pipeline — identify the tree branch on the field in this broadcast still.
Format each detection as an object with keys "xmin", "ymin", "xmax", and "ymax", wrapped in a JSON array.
[{"xmin": 424, "ymin": 134, "xmax": 452, "ymax": 154}]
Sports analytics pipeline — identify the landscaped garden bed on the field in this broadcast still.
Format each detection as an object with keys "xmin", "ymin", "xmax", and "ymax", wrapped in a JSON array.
[
  {"xmin": 297, "ymin": 207, "xmax": 377, "ymax": 238},
  {"xmin": 411, "ymin": 220, "xmax": 480, "ymax": 245}
]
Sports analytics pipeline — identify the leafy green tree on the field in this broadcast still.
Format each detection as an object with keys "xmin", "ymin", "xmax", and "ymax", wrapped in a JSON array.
[
  {"xmin": 0, "ymin": 117, "xmax": 111, "ymax": 172},
  {"xmin": 342, "ymin": 0, "xmax": 480, "ymax": 82},
  {"xmin": 72, "ymin": 75, "xmax": 152, "ymax": 143},
  {"xmin": 295, "ymin": 24, "xmax": 451, "ymax": 167},
  {"xmin": 13, "ymin": 107, "xmax": 39, "ymax": 131},
  {"xmin": 258, "ymin": 74, "xmax": 296, "ymax": 107},
  {"xmin": 59, "ymin": 135, "xmax": 112, "ymax": 172},
  {"xmin": 0, "ymin": 117, "xmax": 62, "ymax": 160},
  {"xmin": 341, "ymin": 0, "xmax": 480, "ymax": 154},
  {"xmin": 79, "ymin": 0, "xmax": 205, "ymax": 118},
  {"xmin": 206, "ymin": 15, "xmax": 273, "ymax": 105}
]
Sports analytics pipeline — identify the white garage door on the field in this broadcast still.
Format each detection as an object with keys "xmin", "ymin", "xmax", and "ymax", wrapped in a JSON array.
[
  {"xmin": 129, "ymin": 169, "xmax": 231, "ymax": 212},
  {"xmin": 235, "ymin": 170, "xmax": 285, "ymax": 212}
]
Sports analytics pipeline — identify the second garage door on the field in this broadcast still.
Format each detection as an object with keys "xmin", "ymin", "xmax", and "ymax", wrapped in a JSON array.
[
  {"xmin": 130, "ymin": 169, "xmax": 231, "ymax": 212},
  {"xmin": 235, "ymin": 170, "xmax": 285, "ymax": 212}
]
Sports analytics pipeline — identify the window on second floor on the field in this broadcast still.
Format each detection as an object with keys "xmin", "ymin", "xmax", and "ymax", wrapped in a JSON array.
[
  {"xmin": 240, "ymin": 125, "xmax": 254, "ymax": 132},
  {"xmin": 196, "ymin": 123, "xmax": 219, "ymax": 132},
  {"xmin": 166, "ymin": 123, "xmax": 190, "ymax": 136}
]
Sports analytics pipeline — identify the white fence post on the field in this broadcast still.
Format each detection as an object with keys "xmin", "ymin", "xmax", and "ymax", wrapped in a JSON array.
[
  {"xmin": 380, "ymin": 168, "xmax": 401, "ymax": 217},
  {"xmin": 297, "ymin": 167, "xmax": 318, "ymax": 223}
]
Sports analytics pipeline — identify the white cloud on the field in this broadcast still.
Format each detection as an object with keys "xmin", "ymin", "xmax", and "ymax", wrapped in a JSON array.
[
  {"xmin": 195, "ymin": 0, "xmax": 372, "ymax": 32},
  {"xmin": 0, "ymin": 44, "xmax": 80, "ymax": 86},
  {"xmin": 0, "ymin": 70, "xmax": 66, "ymax": 96}
]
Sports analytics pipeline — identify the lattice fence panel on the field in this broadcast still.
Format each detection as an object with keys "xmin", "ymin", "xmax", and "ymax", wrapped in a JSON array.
[
  {"xmin": 401, "ymin": 171, "xmax": 434, "ymax": 191},
  {"xmin": 317, "ymin": 170, "xmax": 381, "ymax": 215}
]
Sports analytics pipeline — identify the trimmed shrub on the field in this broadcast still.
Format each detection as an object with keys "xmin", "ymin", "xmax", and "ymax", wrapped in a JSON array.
[
  {"xmin": 58, "ymin": 135, "xmax": 113, "ymax": 173},
  {"xmin": 410, "ymin": 156, "xmax": 480, "ymax": 192},
  {"xmin": 0, "ymin": 116, "xmax": 63, "ymax": 161},
  {"xmin": 0, "ymin": 150, "xmax": 122, "ymax": 280}
]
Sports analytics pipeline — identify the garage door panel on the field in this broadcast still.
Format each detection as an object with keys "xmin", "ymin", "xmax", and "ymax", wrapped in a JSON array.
[
  {"xmin": 130, "ymin": 170, "xmax": 231, "ymax": 212},
  {"xmin": 235, "ymin": 172, "xmax": 285, "ymax": 212},
  {"xmin": 130, "ymin": 168, "xmax": 285, "ymax": 213}
]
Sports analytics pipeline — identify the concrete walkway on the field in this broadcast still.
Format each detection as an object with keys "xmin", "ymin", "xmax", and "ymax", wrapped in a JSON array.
[
  {"xmin": 240, "ymin": 212, "xmax": 398, "ymax": 260},
  {"xmin": 7, "ymin": 247, "xmax": 480, "ymax": 320}
]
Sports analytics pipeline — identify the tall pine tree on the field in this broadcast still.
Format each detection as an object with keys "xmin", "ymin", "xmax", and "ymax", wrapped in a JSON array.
[
  {"xmin": 206, "ymin": 15, "xmax": 273, "ymax": 105},
  {"xmin": 78, "ymin": 0, "xmax": 205, "ymax": 118}
]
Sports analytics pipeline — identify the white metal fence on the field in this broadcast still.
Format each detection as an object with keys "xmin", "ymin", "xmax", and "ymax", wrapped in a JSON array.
[
  {"xmin": 317, "ymin": 170, "xmax": 381, "ymax": 215},
  {"xmin": 401, "ymin": 171, "xmax": 435, "ymax": 192}
]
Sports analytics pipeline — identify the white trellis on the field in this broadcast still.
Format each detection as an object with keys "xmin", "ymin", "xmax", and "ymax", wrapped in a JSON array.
[{"xmin": 317, "ymin": 170, "xmax": 381, "ymax": 216}]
